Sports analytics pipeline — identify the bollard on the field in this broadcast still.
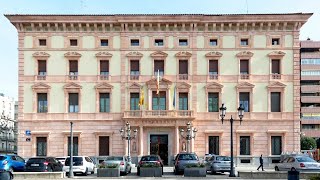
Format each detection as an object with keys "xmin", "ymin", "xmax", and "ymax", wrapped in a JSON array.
[{"xmin": 287, "ymin": 169, "xmax": 300, "ymax": 180}]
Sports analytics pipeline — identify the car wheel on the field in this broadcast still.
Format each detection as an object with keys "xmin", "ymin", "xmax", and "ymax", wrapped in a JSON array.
[
  {"xmin": 83, "ymin": 168, "xmax": 88, "ymax": 176},
  {"xmin": 210, "ymin": 167, "xmax": 216, "ymax": 175},
  {"xmin": 275, "ymin": 166, "xmax": 279, "ymax": 171},
  {"xmin": 137, "ymin": 168, "xmax": 140, "ymax": 176},
  {"xmin": 91, "ymin": 167, "xmax": 94, "ymax": 175}
]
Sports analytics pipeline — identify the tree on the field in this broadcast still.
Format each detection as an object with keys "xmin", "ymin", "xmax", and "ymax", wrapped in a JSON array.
[{"xmin": 301, "ymin": 136, "xmax": 317, "ymax": 150}]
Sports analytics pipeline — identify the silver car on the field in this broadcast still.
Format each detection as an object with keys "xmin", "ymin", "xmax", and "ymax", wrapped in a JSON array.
[
  {"xmin": 101, "ymin": 156, "xmax": 131, "ymax": 175},
  {"xmin": 205, "ymin": 155, "xmax": 232, "ymax": 174},
  {"xmin": 173, "ymin": 153, "xmax": 200, "ymax": 175},
  {"xmin": 275, "ymin": 156, "xmax": 320, "ymax": 172}
]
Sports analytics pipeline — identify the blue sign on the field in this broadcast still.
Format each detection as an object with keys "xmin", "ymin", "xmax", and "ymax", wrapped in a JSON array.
[{"xmin": 26, "ymin": 130, "xmax": 31, "ymax": 136}]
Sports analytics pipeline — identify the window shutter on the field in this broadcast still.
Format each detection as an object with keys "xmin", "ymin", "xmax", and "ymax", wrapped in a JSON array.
[
  {"xmin": 179, "ymin": 60, "xmax": 188, "ymax": 74},
  {"xmin": 69, "ymin": 60, "xmax": 78, "ymax": 72},
  {"xmin": 38, "ymin": 60, "xmax": 46, "ymax": 72},
  {"xmin": 100, "ymin": 60, "xmax": 109, "ymax": 72},
  {"xmin": 272, "ymin": 60, "xmax": 280, "ymax": 74},
  {"xmin": 130, "ymin": 60, "xmax": 139, "ymax": 71},
  {"xmin": 240, "ymin": 60, "xmax": 249, "ymax": 73},
  {"xmin": 154, "ymin": 60, "xmax": 164, "ymax": 71},
  {"xmin": 209, "ymin": 60, "xmax": 218, "ymax": 72}
]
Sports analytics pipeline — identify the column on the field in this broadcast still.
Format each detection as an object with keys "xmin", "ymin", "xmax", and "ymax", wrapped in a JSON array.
[
  {"xmin": 175, "ymin": 126, "xmax": 179, "ymax": 155},
  {"xmin": 139, "ymin": 126, "xmax": 144, "ymax": 156}
]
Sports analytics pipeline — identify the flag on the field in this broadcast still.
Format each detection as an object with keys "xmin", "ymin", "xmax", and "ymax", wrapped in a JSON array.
[
  {"xmin": 173, "ymin": 86, "xmax": 176, "ymax": 109},
  {"xmin": 156, "ymin": 69, "xmax": 160, "ymax": 94},
  {"xmin": 139, "ymin": 88, "xmax": 144, "ymax": 107}
]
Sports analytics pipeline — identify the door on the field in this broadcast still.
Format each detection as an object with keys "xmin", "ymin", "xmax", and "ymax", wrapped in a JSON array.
[{"xmin": 150, "ymin": 135, "xmax": 168, "ymax": 165}]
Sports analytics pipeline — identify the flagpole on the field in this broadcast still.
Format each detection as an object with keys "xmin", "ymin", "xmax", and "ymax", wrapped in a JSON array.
[{"xmin": 157, "ymin": 69, "xmax": 160, "ymax": 116}]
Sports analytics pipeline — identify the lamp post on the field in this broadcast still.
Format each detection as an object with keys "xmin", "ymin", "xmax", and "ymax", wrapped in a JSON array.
[
  {"xmin": 119, "ymin": 122, "xmax": 138, "ymax": 162},
  {"xmin": 179, "ymin": 121, "xmax": 197, "ymax": 153},
  {"xmin": 68, "ymin": 122, "xmax": 74, "ymax": 178},
  {"xmin": 219, "ymin": 103, "xmax": 244, "ymax": 177}
]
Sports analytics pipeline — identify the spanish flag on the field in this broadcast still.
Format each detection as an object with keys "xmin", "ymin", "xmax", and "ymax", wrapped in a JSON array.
[{"xmin": 139, "ymin": 88, "xmax": 144, "ymax": 107}]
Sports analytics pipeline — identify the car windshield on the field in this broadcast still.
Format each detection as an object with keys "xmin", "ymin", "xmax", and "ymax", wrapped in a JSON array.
[
  {"xmin": 141, "ymin": 156, "xmax": 159, "ymax": 161},
  {"xmin": 65, "ymin": 157, "xmax": 83, "ymax": 166},
  {"xmin": 178, "ymin": 154, "xmax": 198, "ymax": 160},
  {"xmin": 0, "ymin": 156, "xmax": 7, "ymax": 161},
  {"xmin": 296, "ymin": 157, "xmax": 316, "ymax": 162},
  {"xmin": 106, "ymin": 156, "xmax": 123, "ymax": 161},
  {"xmin": 27, "ymin": 158, "xmax": 46, "ymax": 163},
  {"xmin": 216, "ymin": 156, "xmax": 231, "ymax": 161},
  {"xmin": 56, "ymin": 158, "xmax": 65, "ymax": 160}
]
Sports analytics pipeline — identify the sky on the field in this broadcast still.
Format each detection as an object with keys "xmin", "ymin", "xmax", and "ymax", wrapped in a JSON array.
[{"xmin": 0, "ymin": 0, "xmax": 319, "ymax": 100}]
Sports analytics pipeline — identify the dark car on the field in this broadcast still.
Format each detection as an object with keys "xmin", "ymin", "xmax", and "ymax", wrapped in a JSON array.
[
  {"xmin": 0, "ymin": 154, "xmax": 25, "ymax": 172},
  {"xmin": 137, "ymin": 155, "xmax": 163, "ymax": 176},
  {"xmin": 173, "ymin": 152, "xmax": 200, "ymax": 175},
  {"xmin": 25, "ymin": 157, "xmax": 63, "ymax": 172},
  {"xmin": 0, "ymin": 170, "xmax": 13, "ymax": 180}
]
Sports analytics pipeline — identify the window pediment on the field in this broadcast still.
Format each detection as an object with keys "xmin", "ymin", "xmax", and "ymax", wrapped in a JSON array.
[
  {"xmin": 268, "ymin": 51, "xmax": 286, "ymax": 58},
  {"xmin": 146, "ymin": 77, "xmax": 172, "ymax": 89},
  {"xmin": 205, "ymin": 51, "xmax": 223, "ymax": 58},
  {"xmin": 236, "ymin": 82, "xmax": 255, "ymax": 89},
  {"xmin": 64, "ymin": 52, "xmax": 82, "ymax": 59},
  {"xmin": 95, "ymin": 52, "xmax": 113, "ymax": 58},
  {"xmin": 32, "ymin": 83, "xmax": 51, "ymax": 92},
  {"xmin": 267, "ymin": 81, "xmax": 286, "ymax": 89},
  {"xmin": 175, "ymin": 51, "xmax": 192, "ymax": 58},
  {"xmin": 236, "ymin": 51, "xmax": 254, "ymax": 58},
  {"xmin": 126, "ymin": 51, "xmax": 143, "ymax": 58},
  {"xmin": 128, "ymin": 82, "xmax": 142, "ymax": 90},
  {"xmin": 176, "ymin": 82, "xmax": 191, "ymax": 89},
  {"xmin": 32, "ymin": 52, "xmax": 50, "ymax": 59},
  {"xmin": 63, "ymin": 82, "xmax": 82, "ymax": 90},
  {"xmin": 95, "ymin": 82, "xmax": 113, "ymax": 90},
  {"xmin": 205, "ymin": 82, "xmax": 223, "ymax": 91},
  {"xmin": 150, "ymin": 51, "xmax": 168, "ymax": 58}
]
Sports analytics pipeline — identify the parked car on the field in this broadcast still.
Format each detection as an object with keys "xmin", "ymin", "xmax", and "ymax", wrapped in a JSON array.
[
  {"xmin": 203, "ymin": 154, "xmax": 215, "ymax": 164},
  {"xmin": 173, "ymin": 152, "xmax": 200, "ymax": 175},
  {"xmin": 100, "ymin": 156, "xmax": 131, "ymax": 175},
  {"xmin": 0, "ymin": 155, "xmax": 25, "ymax": 172},
  {"xmin": 56, "ymin": 157, "xmax": 67, "ymax": 166},
  {"xmin": 275, "ymin": 156, "xmax": 320, "ymax": 172},
  {"xmin": 0, "ymin": 170, "xmax": 13, "ymax": 180},
  {"xmin": 137, "ymin": 155, "xmax": 163, "ymax": 176},
  {"xmin": 25, "ymin": 157, "xmax": 63, "ymax": 172},
  {"xmin": 205, "ymin": 155, "xmax": 232, "ymax": 174},
  {"xmin": 63, "ymin": 156, "xmax": 95, "ymax": 176}
]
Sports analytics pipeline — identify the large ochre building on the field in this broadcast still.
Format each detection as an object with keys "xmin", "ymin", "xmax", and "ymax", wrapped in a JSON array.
[{"xmin": 6, "ymin": 13, "xmax": 312, "ymax": 166}]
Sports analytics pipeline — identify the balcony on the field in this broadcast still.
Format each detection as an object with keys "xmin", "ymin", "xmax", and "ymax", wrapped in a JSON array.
[
  {"xmin": 123, "ymin": 110, "xmax": 194, "ymax": 120},
  {"xmin": 271, "ymin": 74, "xmax": 281, "ymax": 80},
  {"xmin": 301, "ymin": 107, "xmax": 320, "ymax": 113},
  {"xmin": 240, "ymin": 74, "xmax": 250, "ymax": 80},
  {"xmin": 301, "ymin": 96, "xmax": 320, "ymax": 103},
  {"xmin": 68, "ymin": 75, "xmax": 78, "ymax": 80},
  {"xmin": 130, "ymin": 75, "xmax": 139, "ymax": 81},
  {"xmin": 99, "ymin": 75, "xmax": 109, "ymax": 81},
  {"xmin": 36, "ymin": 75, "xmax": 46, "ymax": 80},
  {"xmin": 178, "ymin": 74, "xmax": 188, "ymax": 80},
  {"xmin": 208, "ymin": 74, "xmax": 218, "ymax": 80},
  {"xmin": 301, "ymin": 85, "xmax": 320, "ymax": 93}
]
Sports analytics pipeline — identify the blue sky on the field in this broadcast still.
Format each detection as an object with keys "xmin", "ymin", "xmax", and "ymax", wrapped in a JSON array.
[{"xmin": 0, "ymin": 0, "xmax": 319, "ymax": 100}]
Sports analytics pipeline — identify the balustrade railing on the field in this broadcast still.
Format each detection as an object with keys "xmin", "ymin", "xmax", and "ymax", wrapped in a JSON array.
[{"xmin": 123, "ymin": 110, "xmax": 194, "ymax": 118}]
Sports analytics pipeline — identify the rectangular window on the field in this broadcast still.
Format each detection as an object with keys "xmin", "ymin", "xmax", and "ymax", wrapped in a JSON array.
[
  {"xmin": 100, "ymin": 60, "xmax": 109, "ymax": 75},
  {"xmin": 100, "ymin": 39, "xmax": 108, "ymax": 46},
  {"xmin": 99, "ymin": 136, "xmax": 109, "ymax": 156},
  {"xmin": 70, "ymin": 39, "xmax": 78, "ymax": 46},
  {"xmin": 272, "ymin": 38, "xmax": 280, "ymax": 46},
  {"xmin": 209, "ymin": 60, "xmax": 218, "ymax": 75},
  {"xmin": 39, "ymin": 39, "xmax": 46, "ymax": 46},
  {"xmin": 272, "ymin": 59, "xmax": 280, "ymax": 74},
  {"xmin": 154, "ymin": 39, "xmax": 164, "ymax": 46},
  {"xmin": 99, "ymin": 93, "xmax": 110, "ymax": 112},
  {"xmin": 69, "ymin": 93, "xmax": 79, "ymax": 113},
  {"xmin": 179, "ymin": 39, "xmax": 188, "ymax": 46},
  {"xmin": 130, "ymin": 93, "xmax": 140, "ymax": 110},
  {"xmin": 69, "ymin": 60, "xmax": 78, "ymax": 75},
  {"xmin": 240, "ymin": 39, "xmax": 249, "ymax": 46},
  {"xmin": 179, "ymin": 60, "xmax": 188, "ymax": 74},
  {"xmin": 240, "ymin": 136, "xmax": 250, "ymax": 155},
  {"xmin": 271, "ymin": 136, "xmax": 282, "ymax": 155},
  {"xmin": 209, "ymin": 39, "xmax": 218, "ymax": 46},
  {"xmin": 152, "ymin": 91, "xmax": 166, "ymax": 110},
  {"xmin": 38, "ymin": 60, "xmax": 47, "ymax": 76},
  {"xmin": 240, "ymin": 60, "xmax": 249, "ymax": 74},
  {"xmin": 68, "ymin": 137, "xmax": 78, "ymax": 156},
  {"xmin": 37, "ymin": 93, "xmax": 48, "ymax": 113},
  {"xmin": 154, "ymin": 60, "xmax": 164, "ymax": 76},
  {"xmin": 179, "ymin": 93, "xmax": 188, "ymax": 110},
  {"xmin": 208, "ymin": 93, "xmax": 219, "ymax": 112},
  {"xmin": 131, "ymin": 39, "xmax": 139, "ymax": 46},
  {"xmin": 208, "ymin": 136, "xmax": 219, "ymax": 155},
  {"xmin": 239, "ymin": 92, "xmax": 250, "ymax": 112},
  {"xmin": 36, "ymin": 137, "xmax": 47, "ymax": 156},
  {"xmin": 271, "ymin": 92, "xmax": 281, "ymax": 112},
  {"xmin": 130, "ymin": 60, "xmax": 140, "ymax": 75}
]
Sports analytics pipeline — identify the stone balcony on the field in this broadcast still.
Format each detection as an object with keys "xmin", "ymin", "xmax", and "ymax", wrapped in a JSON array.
[
  {"xmin": 301, "ymin": 85, "xmax": 320, "ymax": 93},
  {"xmin": 301, "ymin": 96, "xmax": 320, "ymax": 103},
  {"xmin": 123, "ymin": 110, "xmax": 195, "ymax": 120}
]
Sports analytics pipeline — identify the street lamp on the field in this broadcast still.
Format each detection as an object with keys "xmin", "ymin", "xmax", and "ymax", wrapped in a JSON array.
[
  {"xmin": 179, "ymin": 121, "xmax": 197, "ymax": 153},
  {"xmin": 68, "ymin": 121, "xmax": 74, "ymax": 178},
  {"xmin": 219, "ymin": 103, "xmax": 244, "ymax": 177},
  {"xmin": 119, "ymin": 122, "xmax": 138, "ymax": 162}
]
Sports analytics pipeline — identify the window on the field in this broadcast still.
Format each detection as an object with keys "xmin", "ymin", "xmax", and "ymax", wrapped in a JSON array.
[
  {"xmin": 301, "ymin": 71, "xmax": 320, "ymax": 76},
  {"xmin": 130, "ymin": 60, "xmax": 140, "ymax": 79},
  {"xmin": 38, "ymin": 60, "xmax": 46, "ymax": 76},
  {"xmin": 179, "ymin": 93, "xmax": 188, "ymax": 110},
  {"xmin": 208, "ymin": 93, "xmax": 219, "ymax": 112},
  {"xmin": 239, "ymin": 92, "xmax": 250, "ymax": 112},
  {"xmin": 99, "ymin": 136, "xmax": 109, "ymax": 156},
  {"xmin": 179, "ymin": 39, "xmax": 188, "ymax": 46},
  {"xmin": 208, "ymin": 136, "xmax": 219, "ymax": 155},
  {"xmin": 100, "ymin": 39, "xmax": 108, "ymax": 46},
  {"xmin": 301, "ymin": 59, "xmax": 320, "ymax": 65},
  {"xmin": 271, "ymin": 92, "xmax": 281, "ymax": 112},
  {"xmin": 152, "ymin": 91, "xmax": 166, "ymax": 110},
  {"xmin": 272, "ymin": 38, "xmax": 280, "ymax": 46},
  {"xmin": 36, "ymin": 137, "xmax": 47, "ymax": 156},
  {"xmin": 240, "ymin": 39, "xmax": 249, "ymax": 46},
  {"xmin": 240, "ymin": 60, "xmax": 249, "ymax": 74},
  {"xmin": 130, "ymin": 93, "xmax": 140, "ymax": 110},
  {"xmin": 154, "ymin": 60, "xmax": 164, "ymax": 76},
  {"xmin": 99, "ymin": 93, "xmax": 110, "ymax": 112},
  {"xmin": 209, "ymin": 60, "xmax": 218, "ymax": 75},
  {"xmin": 37, "ymin": 93, "xmax": 48, "ymax": 113},
  {"xmin": 179, "ymin": 60, "xmax": 188, "ymax": 75},
  {"xmin": 68, "ymin": 137, "xmax": 78, "ymax": 156},
  {"xmin": 39, "ymin": 39, "xmax": 46, "ymax": 46},
  {"xmin": 209, "ymin": 39, "xmax": 218, "ymax": 46},
  {"xmin": 69, "ymin": 93, "xmax": 79, "ymax": 113},
  {"xmin": 271, "ymin": 136, "xmax": 282, "ymax": 155},
  {"xmin": 240, "ymin": 136, "xmax": 250, "ymax": 155},
  {"xmin": 100, "ymin": 60, "xmax": 109, "ymax": 75},
  {"xmin": 131, "ymin": 39, "xmax": 139, "ymax": 46},
  {"xmin": 155, "ymin": 39, "xmax": 164, "ymax": 46},
  {"xmin": 70, "ymin": 39, "xmax": 78, "ymax": 46},
  {"xmin": 272, "ymin": 59, "xmax": 280, "ymax": 74},
  {"xmin": 69, "ymin": 60, "xmax": 78, "ymax": 76}
]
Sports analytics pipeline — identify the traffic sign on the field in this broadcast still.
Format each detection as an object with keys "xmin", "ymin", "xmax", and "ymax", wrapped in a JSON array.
[{"xmin": 26, "ymin": 130, "xmax": 31, "ymax": 136}]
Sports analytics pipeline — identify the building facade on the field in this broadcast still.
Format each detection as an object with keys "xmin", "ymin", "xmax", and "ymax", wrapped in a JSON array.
[
  {"xmin": 300, "ymin": 40, "xmax": 320, "ymax": 146},
  {"xmin": 0, "ymin": 93, "xmax": 17, "ymax": 154},
  {"xmin": 6, "ymin": 13, "xmax": 311, "ymax": 166}
]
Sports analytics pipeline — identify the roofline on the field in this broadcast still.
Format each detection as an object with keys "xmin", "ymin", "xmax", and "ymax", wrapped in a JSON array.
[{"xmin": 4, "ymin": 13, "xmax": 314, "ymax": 16}]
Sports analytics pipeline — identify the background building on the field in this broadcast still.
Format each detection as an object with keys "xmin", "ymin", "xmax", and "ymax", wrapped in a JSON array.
[
  {"xmin": 300, "ymin": 40, "xmax": 320, "ymax": 147},
  {"xmin": 6, "ymin": 13, "xmax": 311, "ymax": 166}
]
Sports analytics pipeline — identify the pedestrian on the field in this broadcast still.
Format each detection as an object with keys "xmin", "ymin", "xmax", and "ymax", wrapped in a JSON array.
[{"xmin": 257, "ymin": 154, "xmax": 264, "ymax": 171}]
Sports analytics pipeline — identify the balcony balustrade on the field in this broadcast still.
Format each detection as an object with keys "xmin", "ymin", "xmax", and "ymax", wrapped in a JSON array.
[
  {"xmin": 240, "ymin": 74, "xmax": 250, "ymax": 80},
  {"xmin": 68, "ymin": 75, "xmax": 78, "ymax": 80},
  {"xmin": 208, "ymin": 74, "xmax": 218, "ymax": 80},
  {"xmin": 36, "ymin": 75, "xmax": 46, "ymax": 80},
  {"xmin": 130, "ymin": 75, "xmax": 139, "ymax": 81},
  {"xmin": 301, "ymin": 96, "xmax": 320, "ymax": 103},
  {"xmin": 123, "ymin": 110, "xmax": 194, "ymax": 119},
  {"xmin": 99, "ymin": 75, "xmax": 109, "ymax": 80},
  {"xmin": 271, "ymin": 74, "xmax": 281, "ymax": 80},
  {"xmin": 178, "ymin": 74, "xmax": 188, "ymax": 80},
  {"xmin": 301, "ymin": 85, "xmax": 320, "ymax": 93}
]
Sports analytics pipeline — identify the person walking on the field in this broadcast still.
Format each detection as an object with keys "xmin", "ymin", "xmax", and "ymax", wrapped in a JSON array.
[{"xmin": 257, "ymin": 154, "xmax": 264, "ymax": 171}]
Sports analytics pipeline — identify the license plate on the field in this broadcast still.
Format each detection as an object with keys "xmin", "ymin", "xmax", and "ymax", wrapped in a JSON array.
[{"xmin": 31, "ymin": 164, "xmax": 39, "ymax": 166}]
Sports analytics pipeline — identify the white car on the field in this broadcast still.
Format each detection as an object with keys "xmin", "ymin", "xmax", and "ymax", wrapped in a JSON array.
[{"xmin": 63, "ymin": 156, "xmax": 95, "ymax": 176}]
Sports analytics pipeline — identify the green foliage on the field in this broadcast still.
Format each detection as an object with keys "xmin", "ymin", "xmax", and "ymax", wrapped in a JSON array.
[
  {"xmin": 98, "ymin": 163, "xmax": 119, "ymax": 169},
  {"xmin": 140, "ymin": 162, "xmax": 161, "ymax": 168},
  {"xmin": 185, "ymin": 163, "xmax": 205, "ymax": 168},
  {"xmin": 301, "ymin": 136, "xmax": 317, "ymax": 150},
  {"xmin": 309, "ymin": 174, "xmax": 320, "ymax": 180}
]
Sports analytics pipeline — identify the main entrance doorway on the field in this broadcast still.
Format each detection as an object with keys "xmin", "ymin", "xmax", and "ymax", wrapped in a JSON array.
[{"xmin": 150, "ymin": 135, "xmax": 168, "ymax": 165}]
